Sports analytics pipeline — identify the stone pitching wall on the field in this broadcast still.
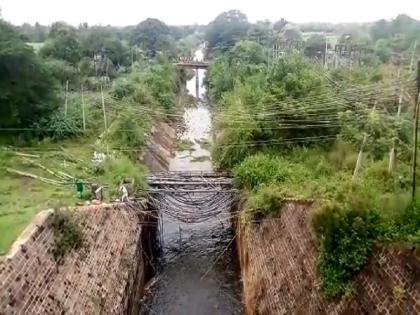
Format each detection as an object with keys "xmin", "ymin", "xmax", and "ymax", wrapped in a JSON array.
[
  {"xmin": 140, "ymin": 121, "xmax": 175, "ymax": 172},
  {"xmin": 0, "ymin": 202, "xmax": 148, "ymax": 315},
  {"xmin": 237, "ymin": 202, "xmax": 420, "ymax": 315}
]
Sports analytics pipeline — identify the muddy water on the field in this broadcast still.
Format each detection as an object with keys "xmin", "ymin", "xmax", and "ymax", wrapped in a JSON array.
[{"xmin": 142, "ymin": 49, "xmax": 242, "ymax": 315}]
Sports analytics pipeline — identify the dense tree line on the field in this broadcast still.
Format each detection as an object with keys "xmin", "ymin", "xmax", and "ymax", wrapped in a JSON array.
[
  {"xmin": 0, "ymin": 20, "xmax": 57, "ymax": 128},
  {"xmin": 0, "ymin": 17, "xmax": 201, "ymax": 132}
]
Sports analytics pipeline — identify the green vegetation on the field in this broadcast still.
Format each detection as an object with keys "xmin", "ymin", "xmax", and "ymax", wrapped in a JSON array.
[
  {"xmin": 0, "ymin": 16, "xmax": 189, "ymax": 253},
  {"xmin": 0, "ymin": 20, "xmax": 58, "ymax": 129},
  {"xmin": 3, "ymin": 7, "xmax": 420, "ymax": 298},
  {"xmin": 206, "ymin": 11, "xmax": 420, "ymax": 299},
  {"xmin": 102, "ymin": 156, "xmax": 147, "ymax": 198},
  {"xmin": 244, "ymin": 183, "xmax": 286, "ymax": 221},
  {"xmin": 52, "ymin": 209, "xmax": 84, "ymax": 261}
]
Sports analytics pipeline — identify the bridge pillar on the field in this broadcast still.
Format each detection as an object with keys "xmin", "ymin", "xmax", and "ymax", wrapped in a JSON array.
[{"xmin": 195, "ymin": 68, "xmax": 199, "ymax": 98}]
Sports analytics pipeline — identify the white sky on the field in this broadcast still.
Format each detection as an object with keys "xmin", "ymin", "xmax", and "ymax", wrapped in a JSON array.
[{"xmin": 1, "ymin": 0, "xmax": 419, "ymax": 26}]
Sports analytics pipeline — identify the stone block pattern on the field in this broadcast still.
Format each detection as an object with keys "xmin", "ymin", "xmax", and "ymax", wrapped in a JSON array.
[
  {"xmin": 0, "ymin": 203, "xmax": 145, "ymax": 315},
  {"xmin": 237, "ymin": 202, "xmax": 420, "ymax": 315}
]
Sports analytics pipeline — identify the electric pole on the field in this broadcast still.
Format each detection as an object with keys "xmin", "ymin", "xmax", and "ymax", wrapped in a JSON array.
[
  {"xmin": 81, "ymin": 84, "xmax": 86, "ymax": 131},
  {"xmin": 64, "ymin": 80, "xmax": 69, "ymax": 116},
  {"xmin": 410, "ymin": 41, "xmax": 417, "ymax": 71},
  {"xmin": 389, "ymin": 69, "xmax": 403, "ymax": 173},
  {"xmin": 411, "ymin": 60, "xmax": 420, "ymax": 200},
  {"xmin": 324, "ymin": 35, "xmax": 328, "ymax": 69},
  {"xmin": 100, "ymin": 83, "xmax": 107, "ymax": 131}
]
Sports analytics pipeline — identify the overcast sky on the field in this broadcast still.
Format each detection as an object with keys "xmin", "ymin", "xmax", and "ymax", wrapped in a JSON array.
[{"xmin": 1, "ymin": 0, "xmax": 420, "ymax": 26}]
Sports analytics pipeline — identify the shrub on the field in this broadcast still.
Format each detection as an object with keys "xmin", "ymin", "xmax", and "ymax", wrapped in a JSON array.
[
  {"xmin": 111, "ymin": 78, "xmax": 135, "ymax": 99},
  {"xmin": 102, "ymin": 155, "xmax": 147, "ymax": 198},
  {"xmin": 156, "ymin": 92, "xmax": 175, "ymax": 110},
  {"xmin": 245, "ymin": 184, "xmax": 286, "ymax": 220},
  {"xmin": 311, "ymin": 200, "xmax": 381, "ymax": 298},
  {"xmin": 233, "ymin": 153, "xmax": 290, "ymax": 190},
  {"xmin": 33, "ymin": 107, "xmax": 84, "ymax": 140},
  {"xmin": 328, "ymin": 141, "xmax": 358, "ymax": 171},
  {"xmin": 391, "ymin": 201, "xmax": 420, "ymax": 242},
  {"xmin": 107, "ymin": 107, "xmax": 151, "ymax": 158},
  {"xmin": 132, "ymin": 85, "xmax": 156, "ymax": 105},
  {"xmin": 44, "ymin": 58, "xmax": 79, "ymax": 86},
  {"xmin": 52, "ymin": 209, "xmax": 83, "ymax": 261}
]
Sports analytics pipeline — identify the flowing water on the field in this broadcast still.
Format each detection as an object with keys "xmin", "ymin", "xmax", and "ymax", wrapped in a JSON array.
[{"xmin": 142, "ymin": 49, "xmax": 243, "ymax": 315}]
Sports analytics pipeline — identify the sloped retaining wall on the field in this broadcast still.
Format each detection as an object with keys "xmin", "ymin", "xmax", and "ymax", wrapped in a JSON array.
[
  {"xmin": 236, "ymin": 202, "xmax": 420, "ymax": 314},
  {"xmin": 140, "ymin": 121, "xmax": 176, "ymax": 172},
  {"xmin": 0, "ymin": 202, "xmax": 151, "ymax": 314}
]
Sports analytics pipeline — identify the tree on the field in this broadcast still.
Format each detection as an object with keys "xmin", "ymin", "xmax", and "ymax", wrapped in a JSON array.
[
  {"xmin": 0, "ymin": 20, "xmax": 57, "ymax": 128},
  {"xmin": 392, "ymin": 14, "xmax": 420, "ymax": 35},
  {"xmin": 132, "ymin": 18, "xmax": 171, "ymax": 57},
  {"xmin": 205, "ymin": 10, "xmax": 249, "ymax": 51},
  {"xmin": 40, "ymin": 22, "xmax": 81, "ymax": 64},
  {"xmin": 17, "ymin": 22, "xmax": 48, "ymax": 42},
  {"xmin": 273, "ymin": 18, "xmax": 288, "ymax": 33},
  {"xmin": 375, "ymin": 39, "xmax": 392, "ymax": 63},
  {"xmin": 80, "ymin": 27, "xmax": 130, "ymax": 66},
  {"xmin": 371, "ymin": 19, "xmax": 391, "ymax": 41},
  {"xmin": 229, "ymin": 40, "xmax": 266, "ymax": 66},
  {"xmin": 247, "ymin": 20, "xmax": 273, "ymax": 47},
  {"xmin": 282, "ymin": 27, "xmax": 302, "ymax": 42}
]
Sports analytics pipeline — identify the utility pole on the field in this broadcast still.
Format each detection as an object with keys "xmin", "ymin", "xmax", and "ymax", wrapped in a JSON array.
[
  {"xmin": 352, "ymin": 133, "xmax": 367, "ymax": 182},
  {"xmin": 410, "ymin": 41, "xmax": 417, "ymax": 71},
  {"xmin": 64, "ymin": 80, "xmax": 69, "ymax": 116},
  {"xmin": 324, "ymin": 35, "xmax": 328, "ymax": 69},
  {"xmin": 195, "ymin": 68, "xmax": 200, "ymax": 99},
  {"xmin": 411, "ymin": 60, "xmax": 420, "ymax": 200},
  {"xmin": 81, "ymin": 84, "xmax": 86, "ymax": 131},
  {"xmin": 131, "ymin": 46, "xmax": 134, "ymax": 67},
  {"xmin": 389, "ymin": 70, "xmax": 403, "ymax": 173},
  {"xmin": 353, "ymin": 102, "xmax": 377, "ymax": 182},
  {"xmin": 100, "ymin": 83, "xmax": 107, "ymax": 131}
]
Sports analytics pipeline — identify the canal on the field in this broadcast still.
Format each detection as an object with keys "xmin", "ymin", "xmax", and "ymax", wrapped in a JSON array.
[{"xmin": 141, "ymin": 48, "xmax": 243, "ymax": 315}]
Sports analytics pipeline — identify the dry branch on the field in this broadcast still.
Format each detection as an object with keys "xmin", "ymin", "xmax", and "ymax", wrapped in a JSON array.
[{"xmin": 6, "ymin": 168, "xmax": 68, "ymax": 186}]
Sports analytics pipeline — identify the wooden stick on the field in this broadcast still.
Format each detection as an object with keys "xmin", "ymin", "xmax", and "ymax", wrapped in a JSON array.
[
  {"xmin": 6, "ymin": 168, "xmax": 68, "ymax": 185},
  {"xmin": 13, "ymin": 152, "xmax": 40, "ymax": 158}
]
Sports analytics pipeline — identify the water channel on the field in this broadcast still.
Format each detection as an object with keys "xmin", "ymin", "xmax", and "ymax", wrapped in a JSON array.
[{"xmin": 141, "ymin": 49, "xmax": 243, "ymax": 315}]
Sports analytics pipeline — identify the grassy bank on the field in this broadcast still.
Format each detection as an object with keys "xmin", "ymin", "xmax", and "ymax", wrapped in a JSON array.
[
  {"xmin": 0, "ymin": 57, "xmax": 182, "ymax": 254},
  {"xmin": 0, "ymin": 139, "xmax": 91, "ymax": 253}
]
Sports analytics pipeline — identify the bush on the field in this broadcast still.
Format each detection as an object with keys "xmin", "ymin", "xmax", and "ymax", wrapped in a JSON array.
[
  {"xmin": 107, "ymin": 107, "xmax": 151, "ymax": 158},
  {"xmin": 102, "ymin": 155, "xmax": 147, "ymax": 198},
  {"xmin": 33, "ymin": 107, "xmax": 84, "ymax": 140},
  {"xmin": 52, "ymin": 209, "xmax": 83, "ymax": 261},
  {"xmin": 233, "ymin": 153, "xmax": 290, "ymax": 190},
  {"xmin": 311, "ymin": 200, "xmax": 381, "ymax": 298},
  {"xmin": 43, "ymin": 58, "xmax": 79, "ymax": 87},
  {"xmin": 390, "ymin": 201, "xmax": 420, "ymax": 242},
  {"xmin": 133, "ymin": 85, "xmax": 156, "ymax": 105},
  {"xmin": 111, "ymin": 77, "xmax": 136, "ymax": 99},
  {"xmin": 245, "ymin": 184, "xmax": 285, "ymax": 220},
  {"xmin": 156, "ymin": 92, "xmax": 175, "ymax": 110},
  {"xmin": 328, "ymin": 141, "xmax": 358, "ymax": 171}
]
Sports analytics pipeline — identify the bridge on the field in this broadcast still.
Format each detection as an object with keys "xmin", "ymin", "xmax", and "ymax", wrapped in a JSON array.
[
  {"xmin": 146, "ymin": 171, "xmax": 236, "ymax": 223},
  {"xmin": 175, "ymin": 57, "xmax": 209, "ymax": 69},
  {"xmin": 175, "ymin": 57, "xmax": 209, "ymax": 98}
]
